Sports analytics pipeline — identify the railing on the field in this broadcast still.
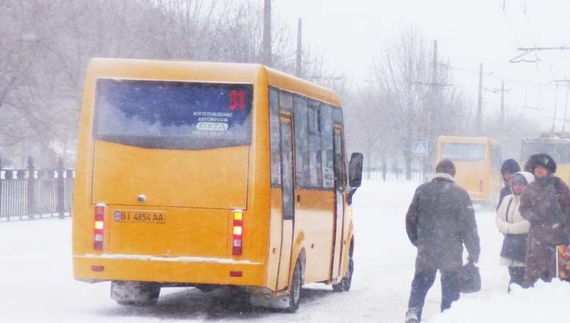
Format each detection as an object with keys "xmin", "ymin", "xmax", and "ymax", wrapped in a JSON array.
[
  {"xmin": 363, "ymin": 168, "xmax": 425, "ymax": 183},
  {"xmin": 0, "ymin": 161, "xmax": 424, "ymax": 221},
  {"xmin": 0, "ymin": 157, "xmax": 73, "ymax": 222}
]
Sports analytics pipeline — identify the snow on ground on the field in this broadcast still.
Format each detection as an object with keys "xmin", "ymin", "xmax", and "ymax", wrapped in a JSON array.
[{"xmin": 1, "ymin": 180, "xmax": 569, "ymax": 322}]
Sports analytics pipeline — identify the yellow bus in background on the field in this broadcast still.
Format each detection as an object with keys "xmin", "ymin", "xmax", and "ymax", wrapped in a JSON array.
[
  {"xmin": 435, "ymin": 136, "xmax": 502, "ymax": 208},
  {"xmin": 72, "ymin": 58, "xmax": 363, "ymax": 312},
  {"xmin": 521, "ymin": 135, "xmax": 570, "ymax": 185}
]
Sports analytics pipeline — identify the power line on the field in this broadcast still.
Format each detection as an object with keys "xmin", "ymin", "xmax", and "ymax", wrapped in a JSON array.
[
  {"xmin": 518, "ymin": 46, "xmax": 570, "ymax": 51},
  {"xmin": 510, "ymin": 46, "xmax": 570, "ymax": 63},
  {"xmin": 444, "ymin": 63, "xmax": 556, "ymax": 86}
]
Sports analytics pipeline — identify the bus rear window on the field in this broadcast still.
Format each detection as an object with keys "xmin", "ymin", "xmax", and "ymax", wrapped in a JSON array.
[
  {"xmin": 93, "ymin": 79, "xmax": 253, "ymax": 150},
  {"xmin": 522, "ymin": 140, "xmax": 570, "ymax": 164},
  {"xmin": 441, "ymin": 142, "xmax": 485, "ymax": 161}
]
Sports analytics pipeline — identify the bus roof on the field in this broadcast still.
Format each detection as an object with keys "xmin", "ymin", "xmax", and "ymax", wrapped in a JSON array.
[
  {"xmin": 265, "ymin": 67, "xmax": 341, "ymax": 106},
  {"xmin": 86, "ymin": 58, "xmax": 341, "ymax": 107},
  {"xmin": 523, "ymin": 137, "xmax": 570, "ymax": 143},
  {"xmin": 438, "ymin": 136, "xmax": 498, "ymax": 144}
]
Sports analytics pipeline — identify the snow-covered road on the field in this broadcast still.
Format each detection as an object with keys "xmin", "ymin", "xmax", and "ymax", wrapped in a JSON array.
[{"xmin": 1, "ymin": 180, "xmax": 568, "ymax": 322}]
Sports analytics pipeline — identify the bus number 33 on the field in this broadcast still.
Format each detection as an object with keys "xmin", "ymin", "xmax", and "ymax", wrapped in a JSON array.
[{"xmin": 229, "ymin": 90, "xmax": 246, "ymax": 110}]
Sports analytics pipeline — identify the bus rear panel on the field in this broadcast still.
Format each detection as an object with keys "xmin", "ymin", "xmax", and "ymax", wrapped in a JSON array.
[{"xmin": 436, "ymin": 136, "xmax": 501, "ymax": 207}]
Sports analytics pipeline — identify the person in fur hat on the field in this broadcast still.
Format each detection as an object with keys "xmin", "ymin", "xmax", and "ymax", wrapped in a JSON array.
[
  {"xmin": 496, "ymin": 171, "xmax": 534, "ymax": 291},
  {"xmin": 404, "ymin": 159, "xmax": 481, "ymax": 323},
  {"xmin": 520, "ymin": 153, "xmax": 570, "ymax": 286}
]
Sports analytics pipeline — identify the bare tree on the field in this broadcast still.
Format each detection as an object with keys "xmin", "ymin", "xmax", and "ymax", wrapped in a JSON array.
[
  {"xmin": 0, "ymin": 0, "xmax": 71, "ymax": 159},
  {"xmin": 368, "ymin": 28, "xmax": 469, "ymax": 179},
  {"xmin": 344, "ymin": 87, "xmax": 388, "ymax": 170},
  {"xmin": 0, "ymin": 0, "xmax": 343, "ymax": 167},
  {"xmin": 369, "ymin": 29, "xmax": 429, "ymax": 179}
]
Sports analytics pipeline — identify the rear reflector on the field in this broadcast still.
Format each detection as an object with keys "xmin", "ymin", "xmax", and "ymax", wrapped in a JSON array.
[
  {"xmin": 91, "ymin": 265, "xmax": 105, "ymax": 272},
  {"xmin": 230, "ymin": 271, "xmax": 243, "ymax": 277}
]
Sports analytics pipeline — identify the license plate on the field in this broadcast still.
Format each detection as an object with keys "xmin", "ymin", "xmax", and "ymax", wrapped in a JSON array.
[{"xmin": 114, "ymin": 210, "xmax": 166, "ymax": 224}]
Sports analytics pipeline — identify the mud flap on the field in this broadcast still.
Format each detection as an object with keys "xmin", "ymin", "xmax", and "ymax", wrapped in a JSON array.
[{"xmin": 249, "ymin": 293, "xmax": 291, "ymax": 309}]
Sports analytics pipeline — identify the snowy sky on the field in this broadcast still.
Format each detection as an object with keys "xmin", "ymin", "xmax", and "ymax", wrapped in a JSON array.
[
  {"xmin": 272, "ymin": 0, "xmax": 570, "ymax": 131},
  {"xmin": 2, "ymin": 180, "xmax": 570, "ymax": 322}
]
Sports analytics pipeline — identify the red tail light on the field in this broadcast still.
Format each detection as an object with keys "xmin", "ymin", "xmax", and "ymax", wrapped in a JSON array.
[
  {"xmin": 93, "ymin": 204, "xmax": 106, "ymax": 250},
  {"xmin": 232, "ymin": 210, "xmax": 243, "ymax": 255}
]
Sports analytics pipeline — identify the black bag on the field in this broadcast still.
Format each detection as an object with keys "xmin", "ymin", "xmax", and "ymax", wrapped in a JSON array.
[
  {"xmin": 459, "ymin": 261, "xmax": 481, "ymax": 293},
  {"xmin": 500, "ymin": 234, "xmax": 528, "ymax": 263}
]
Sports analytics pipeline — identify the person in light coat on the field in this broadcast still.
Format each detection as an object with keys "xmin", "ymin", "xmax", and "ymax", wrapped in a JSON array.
[{"xmin": 495, "ymin": 171, "xmax": 534, "ymax": 291}]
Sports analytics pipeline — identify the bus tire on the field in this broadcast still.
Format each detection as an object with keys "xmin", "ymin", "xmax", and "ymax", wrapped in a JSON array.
[
  {"xmin": 332, "ymin": 256, "xmax": 354, "ymax": 292},
  {"xmin": 285, "ymin": 260, "xmax": 303, "ymax": 313},
  {"xmin": 112, "ymin": 281, "xmax": 160, "ymax": 306}
]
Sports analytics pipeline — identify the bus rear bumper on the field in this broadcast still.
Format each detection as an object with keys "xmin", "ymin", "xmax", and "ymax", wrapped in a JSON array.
[{"xmin": 73, "ymin": 254, "xmax": 267, "ymax": 287}]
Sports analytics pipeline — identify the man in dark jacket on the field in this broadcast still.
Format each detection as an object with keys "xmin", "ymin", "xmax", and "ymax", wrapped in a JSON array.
[
  {"xmin": 520, "ymin": 153, "xmax": 570, "ymax": 286},
  {"xmin": 404, "ymin": 159, "xmax": 481, "ymax": 323}
]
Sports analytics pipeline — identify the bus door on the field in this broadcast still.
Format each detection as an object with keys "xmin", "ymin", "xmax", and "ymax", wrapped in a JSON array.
[
  {"xmin": 276, "ymin": 113, "xmax": 295, "ymax": 291},
  {"xmin": 331, "ymin": 127, "xmax": 345, "ymax": 279}
]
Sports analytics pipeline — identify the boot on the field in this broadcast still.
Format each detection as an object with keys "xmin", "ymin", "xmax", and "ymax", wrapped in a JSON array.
[{"xmin": 405, "ymin": 308, "xmax": 419, "ymax": 323}]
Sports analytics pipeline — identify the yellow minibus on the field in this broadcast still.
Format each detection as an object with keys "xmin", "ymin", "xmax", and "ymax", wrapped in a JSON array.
[
  {"xmin": 72, "ymin": 58, "xmax": 363, "ymax": 312},
  {"xmin": 521, "ymin": 135, "xmax": 570, "ymax": 185},
  {"xmin": 435, "ymin": 136, "xmax": 502, "ymax": 208}
]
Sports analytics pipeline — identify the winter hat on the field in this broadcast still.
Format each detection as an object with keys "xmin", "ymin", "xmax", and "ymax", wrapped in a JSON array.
[
  {"xmin": 511, "ymin": 173, "xmax": 528, "ymax": 185},
  {"xmin": 501, "ymin": 158, "xmax": 521, "ymax": 175},
  {"xmin": 435, "ymin": 159, "xmax": 456, "ymax": 177},
  {"xmin": 524, "ymin": 153, "xmax": 557, "ymax": 174}
]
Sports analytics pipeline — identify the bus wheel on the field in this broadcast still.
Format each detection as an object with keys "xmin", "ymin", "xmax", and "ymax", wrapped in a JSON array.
[
  {"xmin": 285, "ymin": 261, "xmax": 303, "ymax": 313},
  {"xmin": 332, "ymin": 256, "xmax": 354, "ymax": 292},
  {"xmin": 111, "ymin": 281, "xmax": 161, "ymax": 306}
]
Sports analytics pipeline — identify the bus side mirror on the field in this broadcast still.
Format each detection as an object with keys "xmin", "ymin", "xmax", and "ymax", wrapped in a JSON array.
[{"xmin": 349, "ymin": 152, "xmax": 363, "ymax": 188}]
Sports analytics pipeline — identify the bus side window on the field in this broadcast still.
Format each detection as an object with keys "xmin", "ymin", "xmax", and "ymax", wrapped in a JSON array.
[
  {"xmin": 334, "ymin": 129, "xmax": 345, "ymax": 192},
  {"xmin": 320, "ymin": 105, "xmax": 334, "ymax": 189},
  {"xmin": 279, "ymin": 90, "xmax": 293, "ymax": 111},
  {"xmin": 307, "ymin": 100, "xmax": 322, "ymax": 188},
  {"xmin": 294, "ymin": 95, "xmax": 309, "ymax": 188},
  {"xmin": 269, "ymin": 88, "xmax": 281, "ymax": 187}
]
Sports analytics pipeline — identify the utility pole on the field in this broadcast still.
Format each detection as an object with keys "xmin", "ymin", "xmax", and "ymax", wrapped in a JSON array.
[
  {"xmin": 431, "ymin": 40, "xmax": 438, "ymax": 97},
  {"xmin": 477, "ymin": 63, "xmax": 483, "ymax": 135},
  {"xmin": 426, "ymin": 40, "xmax": 438, "ymax": 179},
  {"xmin": 430, "ymin": 40, "xmax": 438, "ymax": 127},
  {"xmin": 562, "ymin": 83, "xmax": 570, "ymax": 133},
  {"xmin": 295, "ymin": 18, "xmax": 303, "ymax": 78},
  {"xmin": 500, "ymin": 81, "xmax": 505, "ymax": 127},
  {"xmin": 485, "ymin": 82, "xmax": 510, "ymax": 127},
  {"xmin": 262, "ymin": 0, "xmax": 272, "ymax": 66},
  {"xmin": 550, "ymin": 80, "xmax": 570, "ymax": 132},
  {"xmin": 409, "ymin": 40, "xmax": 447, "ymax": 178},
  {"xmin": 484, "ymin": 82, "xmax": 510, "ymax": 134}
]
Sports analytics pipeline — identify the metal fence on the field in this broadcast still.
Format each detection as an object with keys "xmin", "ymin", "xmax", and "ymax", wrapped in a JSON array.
[
  {"xmin": 0, "ymin": 157, "xmax": 74, "ymax": 222},
  {"xmin": 363, "ymin": 168, "xmax": 425, "ymax": 183},
  {"xmin": 0, "ymin": 161, "xmax": 425, "ymax": 221}
]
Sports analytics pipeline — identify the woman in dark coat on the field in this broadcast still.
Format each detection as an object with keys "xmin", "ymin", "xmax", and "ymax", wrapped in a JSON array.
[{"xmin": 519, "ymin": 153, "xmax": 570, "ymax": 286}]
